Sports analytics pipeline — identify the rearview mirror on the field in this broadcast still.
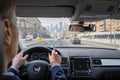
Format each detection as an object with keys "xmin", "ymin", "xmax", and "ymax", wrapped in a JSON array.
[{"xmin": 69, "ymin": 24, "xmax": 96, "ymax": 32}]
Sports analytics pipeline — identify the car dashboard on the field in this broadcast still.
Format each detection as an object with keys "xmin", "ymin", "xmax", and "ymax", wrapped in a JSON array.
[{"xmin": 26, "ymin": 47, "xmax": 120, "ymax": 80}]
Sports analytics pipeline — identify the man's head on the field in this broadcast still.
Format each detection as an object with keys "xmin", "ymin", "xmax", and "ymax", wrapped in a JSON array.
[{"xmin": 0, "ymin": 0, "xmax": 18, "ymax": 71}]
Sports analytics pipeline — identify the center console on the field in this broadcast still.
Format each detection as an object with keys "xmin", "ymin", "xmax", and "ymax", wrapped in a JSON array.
[{"xmin": 70, "ymin": 57, "xmax": 91, "ymax": 77}]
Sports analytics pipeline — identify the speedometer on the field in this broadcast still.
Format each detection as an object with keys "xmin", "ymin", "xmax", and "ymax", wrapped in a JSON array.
[
  {"xmin": 40, "ymin": 52, "xmax": 48, "ymax": 59},
  {"xmin": 31, "ymin": 52, "xmax": 40, "ymax": 60},
  {"xmin": 28, "ymin": 52, "xmax": 49, "ymax": 62}
]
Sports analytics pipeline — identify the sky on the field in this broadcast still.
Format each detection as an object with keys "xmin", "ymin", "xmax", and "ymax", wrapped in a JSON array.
[{"xmin": 38, "ymin": 18, "xmax": 70, "ymax": 27}]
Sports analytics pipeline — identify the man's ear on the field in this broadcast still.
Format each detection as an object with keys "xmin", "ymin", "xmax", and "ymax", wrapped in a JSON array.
[{"xmin": 3, "ymin": 19, "xmax": 12, "ymax": 46}]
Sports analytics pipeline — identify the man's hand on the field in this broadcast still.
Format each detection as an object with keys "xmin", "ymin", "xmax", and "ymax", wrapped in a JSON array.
[
  {"xmin": 49, "ymin": 50, "xmax": 61, "ymax": 65},
  {"xmin": 12, "ymin": 51, "xmax": 28, "ymax": 68}
]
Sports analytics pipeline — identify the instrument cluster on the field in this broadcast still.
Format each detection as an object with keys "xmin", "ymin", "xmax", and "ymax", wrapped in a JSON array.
[{"xmin": 27, "ymin": 52, "xmax": 49, "ymax": 62}]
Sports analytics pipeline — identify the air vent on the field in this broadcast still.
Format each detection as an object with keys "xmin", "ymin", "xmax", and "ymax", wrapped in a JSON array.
[
  {"xmin": 92, "ymin": 59, "xmax": 101, "ymax": 65},
  {"xmin": 85, "ymin": 5, "xmax": 92, "ymax": 11},
  {"xmin": 107, "ymin": 6, "xmax": 114, "ymax": 12},
  {"xmin": 61, "ymin": 58, "xmax": 68, "ymax": 67}
]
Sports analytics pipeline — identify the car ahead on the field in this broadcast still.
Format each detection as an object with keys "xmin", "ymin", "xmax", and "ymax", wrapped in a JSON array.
[
  {"xmin": 70, "ymin": 37, "xmax": 81, "ymax": 44},
  {"xmin": 37, "ymin": 37, "xmax": 43, "ymax": 42},
  {"xmin": 25, "ymin": 35, "xmax": 33, "ymax": 41},
  {"xmin": 65, "ymin": 37, "xmax": 70, "ymax": 39}
]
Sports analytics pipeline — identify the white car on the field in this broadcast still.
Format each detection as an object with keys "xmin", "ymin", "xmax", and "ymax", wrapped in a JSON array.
[{"xmin": 25, "ymin": 35, "xmax": 33, "ymax": 41}]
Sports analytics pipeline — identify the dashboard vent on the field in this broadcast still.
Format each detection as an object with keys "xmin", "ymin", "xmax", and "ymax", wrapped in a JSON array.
[
  {"xmin": 61, "ymin": 57, "xmax": 69, "ymax": 67},
  {"xmin": 92, "ymin": 59, "xmax": 102, "ymax": 65}
]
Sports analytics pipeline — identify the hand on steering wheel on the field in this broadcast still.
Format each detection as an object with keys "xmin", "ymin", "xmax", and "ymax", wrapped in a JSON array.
[
  {"xmin": 12, "ymin": 51, "xmax": 28, "ymax": 68},
  {"xmin": 49, "ymin": 50, "xmax": 61, "ymax": 65}
]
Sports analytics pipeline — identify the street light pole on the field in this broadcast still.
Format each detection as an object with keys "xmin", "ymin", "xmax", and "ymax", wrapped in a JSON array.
[{"xmin": 110, "ymin": 19, "xmax": 112, "ymax": 44}]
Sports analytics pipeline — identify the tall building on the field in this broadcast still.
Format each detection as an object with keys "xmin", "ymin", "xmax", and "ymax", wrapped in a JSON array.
[
  {"xmin": 50, "ymin": 24, "xmax": 54, "ymax": 36},
  {"xmin": 17, "ymin": 17, "xmax": 51, "ymax": 38},
  {"xmin": 59, "ymin": 22, "xmax": 63, "ymax": 32},
  {"xmin": 55, "ymin": 24, "xmax": 58, "ymax": 34}
]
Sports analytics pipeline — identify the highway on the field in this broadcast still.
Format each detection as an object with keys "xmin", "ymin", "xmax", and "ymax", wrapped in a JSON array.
[{"xmin": 20, "ymin": 39, "xmax": 119, "ymax": 49}]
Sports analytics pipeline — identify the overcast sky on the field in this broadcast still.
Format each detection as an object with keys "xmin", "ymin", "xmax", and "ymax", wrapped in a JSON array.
[{"xmin": 38, "ymin": 18, "xmax": 70, "ymax": 27}]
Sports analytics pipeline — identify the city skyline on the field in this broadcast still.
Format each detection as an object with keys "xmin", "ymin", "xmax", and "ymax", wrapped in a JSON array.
[
  {"xmin": 38, "ymin": 18, "xmax": 70, "ymax": 27},
  {"xmin": 47, "ymin": 21, "xmax": 69, "ymax": 37}
]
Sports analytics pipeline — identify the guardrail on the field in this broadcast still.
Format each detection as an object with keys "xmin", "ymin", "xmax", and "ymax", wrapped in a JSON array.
[{"xmin": 81, "ymin": 38, "xmax": 120, "ymax": 48}]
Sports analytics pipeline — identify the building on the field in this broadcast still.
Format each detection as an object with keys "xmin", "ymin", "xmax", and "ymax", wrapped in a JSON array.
[
  {"xmin": 17, "ymin": 17, "xmax": 51, "ymax": 39},
  {"xmin": 85, "ymin": 19, "xmax": 120, "ymax": 33}
]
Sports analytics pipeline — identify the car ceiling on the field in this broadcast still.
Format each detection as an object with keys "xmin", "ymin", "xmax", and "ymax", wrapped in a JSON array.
[{"xmin": 16, "ymin": 0, "xmax": 120, "ymax": 21}]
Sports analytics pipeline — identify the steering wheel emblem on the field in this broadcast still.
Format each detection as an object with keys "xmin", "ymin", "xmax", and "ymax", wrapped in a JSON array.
[{"xmin": 33, "ymin": 64, "xmax": 41, "ymax": 72}]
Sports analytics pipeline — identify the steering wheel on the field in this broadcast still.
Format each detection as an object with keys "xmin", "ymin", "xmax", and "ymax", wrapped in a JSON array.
[{"xmin": 20, "ymin": 47, "xmax": 52, "ymax": 80}]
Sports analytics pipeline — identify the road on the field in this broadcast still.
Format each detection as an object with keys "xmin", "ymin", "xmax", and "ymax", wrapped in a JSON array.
[{"xmin": 20, "ymin": 39, "xmax": 119, "ymax": 49}]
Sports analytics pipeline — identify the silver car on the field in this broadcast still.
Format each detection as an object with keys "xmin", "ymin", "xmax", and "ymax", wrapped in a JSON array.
[{"xmin": 70, "ymin": 37, "xmax": 81, "ymax": 44}]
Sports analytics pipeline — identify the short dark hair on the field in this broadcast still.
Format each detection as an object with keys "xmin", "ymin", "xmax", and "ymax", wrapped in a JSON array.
[{"xmin": 0, "ymin": 0, "xmax": 16, "ymax": 21}]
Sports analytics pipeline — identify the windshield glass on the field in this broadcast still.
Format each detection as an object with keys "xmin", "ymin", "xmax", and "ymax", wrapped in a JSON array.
[{"xmin": 18, "ymin": 17, "xmax": 120, "ymax": 49}]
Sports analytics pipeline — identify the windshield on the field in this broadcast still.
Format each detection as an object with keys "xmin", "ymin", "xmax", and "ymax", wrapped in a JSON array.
[{"xmin": 18, "ymin": 17, "xmax": 120, "ymax": 49}]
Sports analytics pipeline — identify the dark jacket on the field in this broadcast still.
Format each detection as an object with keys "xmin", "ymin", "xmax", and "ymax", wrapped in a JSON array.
[{"xmin": 7, "ymin": 65, "xmax": 66, "ymax": 80}]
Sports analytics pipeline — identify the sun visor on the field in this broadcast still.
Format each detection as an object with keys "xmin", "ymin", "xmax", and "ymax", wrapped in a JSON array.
[{"xmin": 16, "ymin": 6, "xmax": 74, "ymax": 17}]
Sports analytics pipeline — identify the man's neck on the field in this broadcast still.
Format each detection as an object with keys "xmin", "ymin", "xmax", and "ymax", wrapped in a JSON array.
[{"xmin": 3, "ymin": 55, "xmax": 9, "ymax": 72}]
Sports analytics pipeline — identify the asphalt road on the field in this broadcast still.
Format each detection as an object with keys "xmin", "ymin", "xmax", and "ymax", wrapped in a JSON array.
[{"xmin": 20, "ymin": 39, "xmax": 118, "ymax": 49}]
